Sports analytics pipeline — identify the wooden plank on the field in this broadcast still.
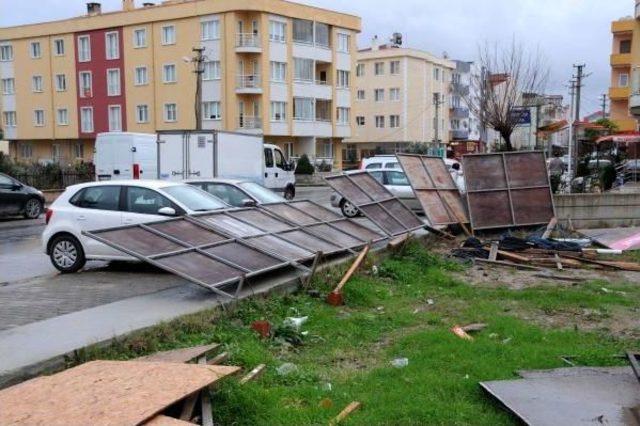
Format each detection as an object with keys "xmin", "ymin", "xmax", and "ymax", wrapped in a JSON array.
[
  {"xmin": 198, "ymin": 357, "xmax": 214, "ymax": 426},
  {"xmin": 134, "ymin": 344, "xmax": 220, "ymax": 364},
  {"xmin": 333, "ymin": 244, "xmax": 370, "ymax": 294},
  {"xmin": 207, "ymin": 351, "xmax": 229, "ymax": 365},
  {"xmin": 387, "ymin": 233, "xmax": 410, "ymax": 250},
  {"xmin": 239, "ymin": 364, "xmax": 267, "ymax": 384},
  {"xmin": 561, "ymin": 253, "xmax": 640, "ymax": 271},
  {"xmin": 0, "ymin": 361, "xmax": 240, "ymax": 426},
  {"xmin": 302, "ymin": 251, "xmax": 323, "ymax": 289},
  {"xmin": 144, "ymin": 415, "xmax": 194, "ymax": 426},
  {"xmin": 474, "ymin": 258, "xmax": 542, "ymax": 271},
  {"xmin": 533, "ymin": 273, "xmax": 586, "ymax": 283},
  {"xmin": 178, "ymin": 392, "xmax": 199, "ymax": 422},
  {"xmin": 489, "ymin": 242, "xmax": 499, "ymax": 262},
  {"xmin": 541, "ymin": 217, "xmax": 558, "ymax": 239},
  {"xmin": 497, "ymin": 250, "xmax": 530, "ymax": 263},
  {"xmin": 330, "ymin": 401, "xmax": 362, "ymax": 425}
]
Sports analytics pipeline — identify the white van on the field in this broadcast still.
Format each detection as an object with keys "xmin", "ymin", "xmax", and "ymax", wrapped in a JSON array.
[{"xmin": 94, "ymin": 132, "xmax": 157, "ymax": 181}]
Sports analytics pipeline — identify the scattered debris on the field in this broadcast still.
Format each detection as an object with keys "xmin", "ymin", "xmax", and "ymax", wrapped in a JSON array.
[
  {"xmin": 461, "ymin": 323, "xmax": 488, "ymax": 333},
  {"xmin": 251, "ymin": 320, "xmax": 271, "ymax": 338},
  {"xmin": 276, "ymin": 362, "xmax": 298, "ymax": 376},
  {"xmin": 579, "ymin": 227, "xmax": 640, "ymax": 251},
  {"xmin": 451, "ymin": 325, "xmax": 474, "ymax": 341},
  {"xmin": 133, "ymin": 343, "xmax": 220, "ymax": 364},
  {"xmin": 319, "ymin": 398, "xmax": 333, "ymax": 408},
  {"xmin": 391, "ymin": 358, "xmax": 409, "ymax": 368},
  {"xmin": 207, "ymin": 351, "xmax": 229, "ymax": 366},
  {"xmin": 330, "ymin": 401, "xmax": 362, "ymax": 425},
  {"xmin": 283, "ymin": 316, "xmax": 309, "ymax": 331},
  {"xmin": 239, "ymin": 364, "xmax": 267, "ymax": 384},
  {"xmin": 327, "ymin": 244, "xmax": 371, "ymax": 306}
]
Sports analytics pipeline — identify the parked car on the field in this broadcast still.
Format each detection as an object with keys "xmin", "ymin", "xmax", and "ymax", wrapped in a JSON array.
[
  {"xmin": 330, "ymin": 170, "xmax": 422, "ymax": 218},
  {"xmin": 42, "ymin": 180, "xmax": 229, "ymax": 273},
  {"xmin": 360, "ymin": 155, "xmax": 401, "ymax": 170},
  {"xmin": 0, "ymin": 172, "xmax": 46, "ymax": 219},
  {"xmin": 186, "ymin": 179, "xmax": 286, "ymax": 207}
]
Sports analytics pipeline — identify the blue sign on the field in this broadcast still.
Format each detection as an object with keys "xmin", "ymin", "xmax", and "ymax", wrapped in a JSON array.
[{"xmin": 510, "ymin": 108, "xmax": 531, "ymax": 125}]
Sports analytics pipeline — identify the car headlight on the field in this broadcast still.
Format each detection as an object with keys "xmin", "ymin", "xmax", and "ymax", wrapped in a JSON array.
[{"xmin": 37, "ymin": 190, "xmax": 44, "ymax": 196}]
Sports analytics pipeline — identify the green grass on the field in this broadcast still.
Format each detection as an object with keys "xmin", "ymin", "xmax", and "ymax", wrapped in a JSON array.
[{"xmin": 71, "ymin": 241, "xmax": 640, "ymax": 425}]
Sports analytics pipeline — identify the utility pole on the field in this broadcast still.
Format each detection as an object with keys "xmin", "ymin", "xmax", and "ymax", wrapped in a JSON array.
[
  {"xmin": 433, "ymin": 93, "xmax": 446, "ymax": 152},
  {"xmin": 567, "ymin": 78, "xmax": 577, "ymax": 183},
  {"xmin": 600, "ymin": 94, "xmax": 607, "ymax": 119},
  {"xmin": 187, "ymin": 47, "xmax": 206, "ymax": 131},
  {"xmin": 573, "ymin": 64, "xmax": 586, "ymax": 123}
]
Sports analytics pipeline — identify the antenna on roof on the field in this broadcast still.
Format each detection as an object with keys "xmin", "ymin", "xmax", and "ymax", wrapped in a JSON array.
[{"xmin": 391, "ymin": 33, "xmax": 402, "ymax": 47}]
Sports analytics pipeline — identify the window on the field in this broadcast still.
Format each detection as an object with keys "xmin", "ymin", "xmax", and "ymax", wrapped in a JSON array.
[
  {"xmin": 203, "ymin": 101, "xmax": 221, "ymax": 120},
  {"xmin": 55, "ymin": 74, "xmax": 67, "ymax": 92},
  {"xmin": 337, "ymin": 107, "xmax": 350, "ymax": 125},
  {"xmin": 201, "ymin": 20, "xmax": 220, "ymax": 41},
  {"xmin": 164, "ymin": 103, "xmax": 177, "ymax": 122},
  {"xmin": 264, "ymin": 148, "xmax": 274, "ymax": 167},
  {"xmin": 204, "ymin": 184, "xmax": 250, "ymax": 207},
  {"xmin": 356, "ymin": 90, "xmax": 365, "ymax": 100},
  {"xmin": 20, "ymin": 143, "xmax": 32, "ymax": 159},
  {"xmin": 133, "ymin": 28, "xmax": 147, "ymax": 48},
  {"xmin": 620, "ymin": 39, "xmax": 632, "ymax": 54},
  {"xmin": 203, "ymin": 61, "xmax": 221, "ymax": 80},
  {"xmin": 80, "ymin": 107, "xmax": 94, "ymax": 133},
  {"xmin": 1, "ymin": 78, "xmax": 15, "ymax": 95},
  {"xmin": 387, "ymin": 171, "xmax": 409, "ymax": 186},
  {"xmin": 356, "ymin": 63, "xmax": 365, "ymax": 77},
  {"xmin": 161, "ymin": 25, "xmax": 176, "ymax": 45},
  {"xmin": 390, "ymin": 87, "xmax": 400, "ymax": 101},
  {"xmin": 374, "ymin": 89, "xmax": 384, "ymax": 102},
  {"xmin": 292, "ymin": 19, "xmax": 313, "ymax": 44},
  {"xmin": 32, "ymin": 76, "xmax": 43, "ymax": 92},
  {"xmin": 337, "ymin": 33, "xmax": 350, "ymax": 53},
  {"xmin": 374, "ymin": 62, "xmax": 384, "ymax": 76},
  {"xmin": 125, "ymin": 187, "xmax": 174, "ymax": 215},
  {"xmin": 314, "ymin": 23, "xmax": 329, "ymax": 47},
  {"xmin": 293, "ymin": 97, "xmax": 314, "ymax": 120},
  {"xmin": 2, "ymin": 111, "xmax": 16, "ymax": 127},
  {"xmin": 619, "ymin": 73, "xmax": 629, "ymax": 87},
  {"xmin": 108, "ymin": 105, "xmax": 122, "ymax": 131},
  {"xmin": 389, "ymin": 115, "xmax": 400, "ymax": 128},
  {"xmin": 390, "ymin": 60, "xmax": 400, "ymax": 75},
  {"xmin": 356, "ymin": 116, "xmax": 365, "ymax": 126},
  {"xmin": 0, "ymin": 45, "xmax": 14, "ymax": 61},
  {"xmin": 30, "ymin": 41, "xmax": 41, "ymax": 59},
  {"xmin": 375, "ymin": 115, "xmax": 385, "ymax": 128},
  {"xmin": 269, "ymin": 20, "xmax": 286, "ymax": 42},
  {"xmin": 135, "ymin": 66, "xmax": 148, "ymax": 85},
  {"xmin": 74, "ymin": 142, "xmax": 84, "ymax": 159},
  {"xmin": 270, "ymin": 101, "xmax": 286, "ymax": 121},
  {"xmin": 163, "ymin": 64, "xmax": 177, "ymax": 83},
  {"xmin": 78, "ymin": 35, "xmax": 91, "ymax": 62},
  {"xmin": 105, "ymin": 32, "xmax": 119, "ymax": 60},
  {"xmin": 34, "ymin": 109, "xmax": 45, "ymax": 127},
  {"xmin": 433, "ymin": 67, "xmax": 440, "ymax": 80},
  {"xmin": 107, "ymin": 69, "xmax": 121, "ymax": 96},
  {"xmin": 56, "ymin": 108, "xmax": 69, "ymax": 126},
  {"xmin": 136, "ymin": 105, "xmax": 149, "ymax": 123},
  {"xmin": 337, "ymin": 70, "xmax": 350, "ymax": 88},
  {"xmin": 53, "ymin": 39, "xmax": 65, "ymax": 56},
  {"xmin": 293, "ymin": 58, "xmax": 314, "ymax": 81},
  {"xmin": 79, "ymin": 71, "xmax": 92, "ymax": 97},
  {"xmin": 71, "ymin": 186, "xmax": 121, "ymax": 211},
  {"xmin": 270, "ymin": 61, "xmax": 286, "ymax": 82}
]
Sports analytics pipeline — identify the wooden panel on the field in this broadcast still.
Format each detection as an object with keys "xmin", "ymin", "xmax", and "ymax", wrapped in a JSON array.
[
  {"xmin": 134, "ymin": 343, "xmax": 220, "ymax": 364},
  {"xmin": 144, "ymin": 415, "xmax": 195, "ymax": 426}
]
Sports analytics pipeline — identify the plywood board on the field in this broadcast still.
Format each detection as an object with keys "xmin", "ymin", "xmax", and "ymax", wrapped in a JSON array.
[
  {"xmin": 0, "ymin": 361, "xmax": 240, "ymax": 426},
  {"xmin": 134, "ymin": 343, "xmax": 220, "ymax": 364},
  {"xmin": 144, "ymin": 415, "xmax": 195, "ymax": 426},
  {"xmin": 579, "ymin": 227, "xmax": 640, "ymax": 251}
]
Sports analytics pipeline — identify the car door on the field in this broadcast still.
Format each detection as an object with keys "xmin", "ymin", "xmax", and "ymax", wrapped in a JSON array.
[
  {"xmin": 385, "ymin": 171, "xmax": 421, "ymax": 211},
  {"xmin": 272, "ymin": 148, "xmax": 289, "ymax": 192},
  {"xmin": 121, "ymin": 186, "xmax": 181, "ymax": 227},
  {"xmin": 0, "ymin": 174, "xmax": 22, "ymax": 215},
  {"xmin": 263, "ymin": 147, "xmax": 277, "ymax": 190}
]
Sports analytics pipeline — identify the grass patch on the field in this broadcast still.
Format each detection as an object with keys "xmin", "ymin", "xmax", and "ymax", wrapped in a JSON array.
[{"xmin": 71, "ymin": 240, "xmax": 639, "ymax": 425}]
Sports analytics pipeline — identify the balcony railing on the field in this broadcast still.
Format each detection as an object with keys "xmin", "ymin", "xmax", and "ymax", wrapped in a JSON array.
[
  {"xmin": 450, "ymin": 129, "xmax": 470, "ymax": 140},
  {"xmin": 236, "ymin": 33, "xmax": 261, "ymax": 49},
  {"xmin": 236, "ymin": 74, "xmax": 262, "ymax": 90},
  {"xmin": 238, "ymin": 116, "xmax": 262, "ymax": 130},
  {"xmin": 450, "ymin": 107, "xmax": 469, "ymax": 119}
]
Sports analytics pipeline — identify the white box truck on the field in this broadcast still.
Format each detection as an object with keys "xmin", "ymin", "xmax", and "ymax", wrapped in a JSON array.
[{"xmin": 94, "ymin": 132, "xmax": 158, "ymax": 181}]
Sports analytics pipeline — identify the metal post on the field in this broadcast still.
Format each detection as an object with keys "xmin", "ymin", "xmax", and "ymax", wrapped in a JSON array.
[{"xmin": 191, "ymin": 47, "xmax": 206, "ymax": 131}]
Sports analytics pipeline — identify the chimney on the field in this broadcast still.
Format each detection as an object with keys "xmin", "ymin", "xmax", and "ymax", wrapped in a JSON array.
[
  {"xmin": 87, "ymin": 2, "xmax": 102, "ymax": 16},
  {"xmin": 371, "ymin": 35, "xmax": 380, "ymax": 51},
  {"xmin": 123, "ymin": 0, "xmax": 135, "ymax": 11}
]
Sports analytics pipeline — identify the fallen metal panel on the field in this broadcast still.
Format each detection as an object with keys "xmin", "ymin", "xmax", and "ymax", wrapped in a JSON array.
[
  {"xmin": 249, "ymin": 235, "xmax": 316, "ymax": 260},
  {"xmin": 463, "ymin": 151, "xmax": 555, "ymax": 231},
  {"xmin": 288, "ymin": 200, "xmax": 342, "ymax": 221},
  {"xmin": 330, "ymin": 220, "xmax": 384, "ymax": 242},
  {"xmin": 88, "ymin": 227, "xmax": 184, "ymax": 257},
  {"xmin": 278, "ymin": 230, "xmax": 342, "ymax": 253},
  {"xmin": 155, "ymin": 252, "xmax": 244, "ymax": 284},
  {"xmin": 397, "ymin": 154, "xmax": 468, "ymax": 226},
  {"xmin": 305, "ymin": 223, "xmax": 364, "ymax": 248},
  {"xmin": 260, "ymin": 202, "xmax": 319, "ymax": 225},
  {"xmin": 148, "ymin": 221, "xmax": 228, "ymax": 246},
  {"xmin": 228, "ymin": 209, "xmax": 294, "ymax": 232},
  {"xmin": 204, "ymin": 243, "xmax": 283, "ymax": 271},
  {"xmin": 578, "ymin": 227, "xmax": 640, "ymax": 251}
]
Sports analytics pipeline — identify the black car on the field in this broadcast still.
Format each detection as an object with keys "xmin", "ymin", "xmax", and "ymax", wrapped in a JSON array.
[{"xmin": 0, "ymin": 173, "xmax": 45, "ymax": 219}]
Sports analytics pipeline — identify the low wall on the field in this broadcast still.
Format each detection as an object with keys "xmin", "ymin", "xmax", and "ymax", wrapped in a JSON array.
[
  {"xmin": 42, "ymin": 190, "xmax": 63, "ymax": 205},
  {"xmin": 295, "ymin": 173, "xmax": 330, "ymax": 186},
  {"xmin": 554, "ymin": 193, "xmax": 640, "ymax": 229}
]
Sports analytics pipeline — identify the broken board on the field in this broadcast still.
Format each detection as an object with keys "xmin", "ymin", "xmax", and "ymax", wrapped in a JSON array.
[{"xmin": 579, "ymin": 227, "xmax": 640, "ymax": 251}]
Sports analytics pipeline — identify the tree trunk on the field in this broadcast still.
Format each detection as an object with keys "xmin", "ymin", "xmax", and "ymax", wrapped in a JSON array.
[{"xmin": 500, "ymin": 131, "xmax": 514, "ymax": 151}]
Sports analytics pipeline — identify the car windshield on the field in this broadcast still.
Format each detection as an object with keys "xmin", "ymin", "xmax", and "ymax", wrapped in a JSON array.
[
  {"xmin": 162, "ymin": 185, "xmax": 228, "ymax": 212},
  {"xmin": 238, "ymin": 182, "xmax": 285, "ymax": 204}
]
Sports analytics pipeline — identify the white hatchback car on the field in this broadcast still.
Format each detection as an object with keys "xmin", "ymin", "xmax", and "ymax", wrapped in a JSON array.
[{"xmin": 43, "ymin": 180, "xmax": 229, "ymax": 273}]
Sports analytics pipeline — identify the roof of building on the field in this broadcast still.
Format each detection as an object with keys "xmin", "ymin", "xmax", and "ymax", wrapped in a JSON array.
[{"xmin": 357, "ymin": 44, "xmax": 455, "ymax": 68}]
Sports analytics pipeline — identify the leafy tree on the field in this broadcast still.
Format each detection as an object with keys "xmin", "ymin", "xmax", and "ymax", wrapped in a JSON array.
[{"xmin": 294, "ymin": 154, "xmax": 314, "ymax": 175}]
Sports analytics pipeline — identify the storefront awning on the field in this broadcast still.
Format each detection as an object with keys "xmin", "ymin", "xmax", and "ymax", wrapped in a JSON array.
[{"xmin": 596, "ymin": 133, "xmax": 640, "ymax": 144}]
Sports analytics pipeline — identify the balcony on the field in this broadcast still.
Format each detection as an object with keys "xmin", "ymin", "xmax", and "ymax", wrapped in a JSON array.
[
  {"xmin": 237, "ymin": 116, "xmax": 262, "ymax": 133},
  {"xmin": 236, "ymin": 74, "xmax": 262, "ymax": 94},
  {"xmin": 292, "ymin": 79, "xmax": 332, "ymax": 99},
  {"xmin": 450, "ymin": 107, "xmax": 469, "ymax": 119},
  {"xmin": 611, "ymin": 53, "xmax": 632, "ymax": 67},
  {"xmin": 450, "ymin": 129, "xmax": 470, "ymax": 140},
  {"xmin": 612, "ymin": 19, "xmax": 635, "ymax": 33},
  {"xmin": 630, "ymin": 91, "xmax": 640, "ymax": 116},
  {"xmin": 609, "ymin": 86, "xmax": 631, "ymax": 100},
  {"xmin": 236, "ymin": 33, "xmax": 262, "ymax": 53},
  {"xmin": 614, "ymin": 117, "xmax": 638, "ymax": 131}
]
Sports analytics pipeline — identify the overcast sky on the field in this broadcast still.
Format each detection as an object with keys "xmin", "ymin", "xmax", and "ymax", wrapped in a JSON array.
[{"xmin": 0, "ymin": 0, "xmax": 633, "ymax": 116}]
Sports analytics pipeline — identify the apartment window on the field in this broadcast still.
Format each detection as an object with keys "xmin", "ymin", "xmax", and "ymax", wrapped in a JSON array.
[
  {"xmin": 337, "ymin": 107, "xmax": 350, "ymax": 125},
  {"xmin": 389, "ymin": 115, "xmax": 400, "ymax": 128},
  {"xmin": 108, "ymin": 105, "xmax": 122, "ymax": 131},
  {"xmin": 20, "ymin": 143, "xmax": 33, "ymax": 159},
  {"xmin": 374, "ymin": 62, "xmax": 384, "ymax": 76},
  {"xmin": 293, "ymin": 97, "xmax": 314, "ymax": 120},
  {"xmin": 2, "ymin": 111, "xmax": 16, "ymax": 127},
  {"xmin": 356, "ymin": 63, "xmax": 365, "ymax": 77},
  {"xmin": 314, "ymin": 23, "xmax": 329, "ymax": 48},
  {"xmin": 390, "ymin": 60, "xmax": 400, "ymax": 75},
  {"xmin": 161, "ymin": 25, "xmax": 176, "ymax": 45},
  {"xmin": 163, "ymin": 64, "xmax": 177, "ymax": 83},
  {"xmin": 164, "ymin": 103, "xmax": 177, "ymax": 122},
  {"xmin": 30, "ymin": 41, "xmax": 41, "ymax": 59},
  {"xmin": 270, "ymin": 61, "xmax": 286, "ymax": 82},
  {"xmin": 337, "ymin": 33, "xmax": 350, "ymax": 53},
  {"xmin": 56, "ymin": 108, "xmax": 69, "ymax": 126},
  {"xmin": 78, "ymin": 35, "xmax": 91, "ymax": 62},
  {"xmin": 356, "ymin": 116, "xmax": 365, "ymax": 126},
  {"xmin": 135, "ymin": 66, "xmax": 148, "ymax": 85},
  {"xmin": 293, "ymin": 58, "xmax": 314, "ymax": 82},
  {"xmin": 80, "ymin": 107, "xmax": 94, "ymax": 133},
  {"xmin": 1, "ymin": 78, "xmax": 15, "ymax": 95},
  {"xmin": 53, "ymin": 39, "xmax": 65, "ymax": 56},
  {"xmin": 620, "ymin": 39, "xmax": 632, "ymax": 54},
  {"xmin": 292, "ymin": 19, "xmax": 313, "ymax": 44},
  {"xmin": 51, "ymin": 144, "xmax": 62, "ymax": 162},
  {"xmin": 390, "ymin": 87, "xmax": 400, "ymax": 101},
  {"xmin": 32, "ymin": 75, "xmax": 43, "ymax": 92},
  {"xmin": 105, "ymin": 32, "xmax": 120, "ymax": 60},
  {"xmin": 270, "ymin": 101, "xmax": 286, "ymax": 122},
  {"xmin": 203, "ymin": 61, "xmax": 221, "ymax": 80},
  {"xmin": 74, "ymin": 142, "xmax": 84, "ymax": 159},
  {"xmin": 336, "ymin": 70, "xmax": 350, "ymax": 88},
  {"xmin": 356, "ymin": 90, "xmax": 365, "ymax": 100},
  {"xmin": 374, "ymin": 88, "xmax": 384, "ymax": 102},
  {"xmin": 136, "ymin": 105, "xmax": 149, "ymax": 123},
  {"xmin": 34, "ymin": 109, "xmax": 45, "ymax": 127},
  {"xmin": 202, "ymin": 101, "xmax": 221, "ymax": 120},
  {"xmin": 133, "ymin": 28, "xmax": 147, "ymax": 48},
  {"xmin": 433, "ymin": 67, "xmax": 440, "ymax": 80},
  {"xmin": 107, "ymin": 69, "xmax": 121, "ymax": 96},
  {"xmin": 375, "ymin": 115, "xmax": 385, "ymax": 128},
  {"xmin": 269, "ymin": 20, "xmax": 286, "ymax": 42},
  {"xmin": 619, "ymin": 73, "xmax": 630, "ymax": 87},
  {"xmin": 79, "ymin": 71, "xmax": 92, "ymax": 97},
  {"xmin": 55, "ymin": 74, "xmax": 67, "ymax": 92},
  {"xmin": 0, "ymin": 45, "xmax": 14, "ymax": 61},
  {"xmin": 201, "ymin": 20, "xmax": 220, "ymax": 41}
]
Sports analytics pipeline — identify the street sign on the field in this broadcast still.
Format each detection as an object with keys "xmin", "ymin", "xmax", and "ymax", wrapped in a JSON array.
[{"xmin": 509, "ymin": 108, "xmax": 531, "ymax": 125}]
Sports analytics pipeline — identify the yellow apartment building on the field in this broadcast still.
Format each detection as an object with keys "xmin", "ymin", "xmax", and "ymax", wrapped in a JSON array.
[
  {"xmin": 0, "ymin": 0, "xmax": 361, "ymax": 169},
  {"xmin": 609, "ymin": 15, "xmax": 638, "ymax": 132}
]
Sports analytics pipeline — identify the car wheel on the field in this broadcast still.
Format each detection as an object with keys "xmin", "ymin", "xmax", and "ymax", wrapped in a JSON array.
[
  {"xmin": 284, "ymin": 185, "xmax": 295, "ymax": 200},
  {"xmin": 340, "ymin": 199, "xmax": 360, "ymax": 218},
  {"xmin": 23, "ymin": 198, "xmax": 43, "ymax": 219},
  {"xmin": 50, "ymin": 235, "xmax": 86, "ymax": 273}
]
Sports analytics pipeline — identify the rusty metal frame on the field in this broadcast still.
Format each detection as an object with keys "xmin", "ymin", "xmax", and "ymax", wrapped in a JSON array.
[
  {"xmin": 463, "ymin": 151, "xmax": 555, "ymax": 231},
  {"xmin": 324, "ymin": 172, "xmax": 425, "ymax": 237},
  {"xmin": 396, "ymin": 154, "xmax": 468, "ymax": 226}
]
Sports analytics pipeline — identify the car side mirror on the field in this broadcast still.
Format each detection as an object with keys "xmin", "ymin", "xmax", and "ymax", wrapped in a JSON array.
[
  {"xmin": 242, "ymin": 199, "xmax": 257, "ymax": 208},
  {"xmin": 12, "ymin": 183, "xmax": 23, "ymax": 190},
  {"xmin": 158, "ymin": 207, "xmax": 177, "ymax": 216}
]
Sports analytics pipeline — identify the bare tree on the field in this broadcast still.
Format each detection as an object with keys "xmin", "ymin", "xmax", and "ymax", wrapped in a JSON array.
[{"xmin": 463, "ymin": 40, "xmax": 549, "ymax": 151}]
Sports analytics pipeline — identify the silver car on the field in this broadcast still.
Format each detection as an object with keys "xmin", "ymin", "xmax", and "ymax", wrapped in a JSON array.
[
  {"xmin": 330, "ymin": 170, "xmax": 422, "ymax": 218},
  {"xmin": 186, "ymin": 179, "xmax": 286, "ymax": 207}
]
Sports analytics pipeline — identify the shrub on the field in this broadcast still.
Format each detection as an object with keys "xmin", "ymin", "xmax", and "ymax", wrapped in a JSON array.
[
  {"xmin": 600, "ymin": 164, "xmax": 616, "ymax": 191},
  {"xmin": 295, "ymin": 154, "xmax": 314, "ymax": 175}
]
